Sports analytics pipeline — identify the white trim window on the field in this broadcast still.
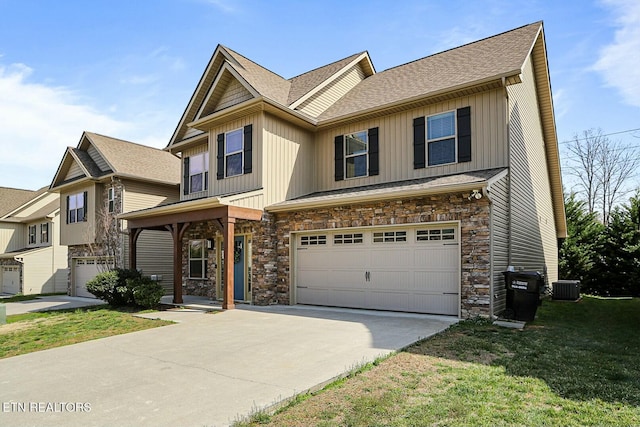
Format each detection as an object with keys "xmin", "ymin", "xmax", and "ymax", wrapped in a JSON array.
[
  {"xmin": 68, "ymin": 192, "xmax": 86, "ymax": 224},
  {"xmin": 28, "ymin": 225, "xmax": 37, "ymax": 244},
  {"xmin": 40, "ymin": 223, "xmax": 49, "ymax": 243},
  {"xmin": 188, "ymin": 153, "xmax": 209, "ymax": 193},
  {"xmin": 107, "ymin": 187, "xmax": 115, "ymax": 213},
  {"xmin": 225, "ymin": 129, "xmax": 244, "ymax": 177},
  {"xmin": 345, "ymin": 131, "xmax": 368, "ymax": 178},
  {"xmin": 427, "ymin": 111, "xmax": 456, "ymax": 166},
  {"xmin": 189, "ymin": 239, "xmax": 208, "ymax": 279}
]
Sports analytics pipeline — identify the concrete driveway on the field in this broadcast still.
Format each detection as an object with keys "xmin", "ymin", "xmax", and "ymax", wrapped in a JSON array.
[
  {"xmin": 0, "ymin": 304, "xmax": 457, "ymax": 427},
  {"xmin": 1, "ymin": 295, "xmax": 106, "ymax": 316}
]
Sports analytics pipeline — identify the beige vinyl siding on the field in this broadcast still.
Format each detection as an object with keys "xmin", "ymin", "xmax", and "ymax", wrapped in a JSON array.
[
  {"xmin": 0, "ymin": 224, "xmax": 24, "ymax": 252},
  {"xmin": 87, "ymin": 145, "xmax": 110, "ymax": 172},
  {"xmin": 315, "ymin": 89, "xmax": 508, "ymax": 192},
  {"xmin": 122, "ymin": 180, "xmax": 179, "ymax": 214},
  {"xmin": 184, "ymin": 128, "xmax": 206, "ymax": 139},
  {"xmin": 297, "ymin": 64, "xmax": 366, "ymax": 117},
  {"xmin": 214, "ymin": 77, "xmax": 253, "ymax": 112},
  {"xmin": 262, "ymin": 113, "xmax": 314, "ymax": 206},
  {"xmin": 64, "ymin": 161, "xmax": 84, "ymax": 181},
  {"xmin": 507, "ymin": 55, "xmax": 558, "ymax": 283},
  {"xmin": 181, "ymin": 144, "xmax": 210, "ymax": 201},
  {"xmin": 60, "ymin": 184, "xmax": 101, "ymax": 246},
  {"xmin": 20, "ymin": 247, "xmax": 64, "ymax": 295},
  {"xmin": 208, "ymin": 113, "xmax": 263, "ymax": 198},
  {"xmin": 489, "ymin": 174, "xmax": 510, "ymax": 316},
  {"xmin": 222, "ymin": 192, "xmax": 265, "ymax": 210},
  {"xmin": 123, "ymin": 230, "xmax": 174, "ymax": 293},
  {"xmin": 51, "ymin": 214, "xmax": 69, "ymax": 292}
]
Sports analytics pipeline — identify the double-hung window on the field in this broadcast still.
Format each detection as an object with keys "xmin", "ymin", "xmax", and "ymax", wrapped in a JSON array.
[
  {"xmin": 345, "ymin": 131, "xmax": 368, "ymax": 178},
  {"xmin": 187, "ymin": 153, "xmax": 209, "ymax": 193},
  {"xmin": 28, "ymin": 225, "xmax": 37, "ymax": 244},
  {"xmin": 427, "ymin": 111, "xmax": 456, "ymax": 166},
  {"xmin": 107, "ymin": 188, "xmax": 115, "ymax": 213},
  {"xmin": 189, "ymin": 240, "xmax": 207, "ymax": 279},
  {"xmin": 40, "ymin": 223, "xmax": 49, "ymax": 243},
  {"xmin": 68, "ymin": 192, "xmax": 86, "ymax": 224},
  {"xmin": 225, "ymin": 129, "xmax": 243, "ymax": 177}
]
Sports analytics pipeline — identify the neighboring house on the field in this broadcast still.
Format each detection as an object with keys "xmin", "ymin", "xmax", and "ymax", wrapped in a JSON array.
[
  {"xmin": 122, "ymin": 21, "xmax": 566, "ymax": 318},
  {"xmin": 49, "ymin": 132, "xmax": 181, "ymax": 297},
  {"xmin": 0, "ymin": 187, "xmax": 68, "ymax": 295}
]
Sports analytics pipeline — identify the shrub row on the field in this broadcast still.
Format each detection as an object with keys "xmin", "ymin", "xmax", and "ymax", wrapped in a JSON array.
[{"xmin": 85, "ymin": 268, "xmax": 164, "ymax": 308}]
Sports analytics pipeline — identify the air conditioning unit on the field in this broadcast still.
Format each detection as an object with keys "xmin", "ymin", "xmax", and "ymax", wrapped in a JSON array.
[{"xmin": 552, "ymin": 280, "xmax": 580, "ymax": 300}]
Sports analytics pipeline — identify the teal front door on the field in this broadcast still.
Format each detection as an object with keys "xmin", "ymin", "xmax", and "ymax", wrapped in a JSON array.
[{"xmin": 233, "ymin": 236, "xmax": 245, "ymax": 301}]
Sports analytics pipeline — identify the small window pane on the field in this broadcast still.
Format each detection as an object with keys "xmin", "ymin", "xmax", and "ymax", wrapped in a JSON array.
[
  {"xmin": 345, "ymin": 132, "xmax": 367, "ymax": 155},
  {"xmin": 77, "ymin": 207, "xmax": 84, "ymax": 221},
  {"xmin": 189, "ymin": 260, "xmax": 203, "ymax": 278},
  {"xmin": 346, "ymin": 155, "xmax": 367, "ymax": 178},
  {"xmin": 226, "ymin": 153, "xmax": 243, "ymax": 177},
  {"xmin": 190, "ymin": 174, "xmax": 203, "ymax": 192},
  {"xmin": 190, "ymin": 154, "xmax": 204, "ymax": 174},
  {"xmin": 69, "ymin": 195, "xmax": 77, "ymax": 210},
  {"xmin": 190, "ymin": 240, "xmax": 203, "ymax": 258},
  {"xmin": 226, "ymin": 130, "xmax": 243, "ymax": 154},
  {"xmin": 428, "ymin": 138, "xmax": 455, "ymax": 166},
  {"xmin": 428, "ymin": 112, "xmax": 455, "ymax": 140}
]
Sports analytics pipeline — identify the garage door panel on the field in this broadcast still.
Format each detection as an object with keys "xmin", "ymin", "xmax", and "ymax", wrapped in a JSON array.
[
  {"xmin": 296, "ymin": 225, "xmax": 460, "ymax": 316},
  {"xmin": 366, "ymin": 291, "xmax": 410, "ymax": 311},
  {"xmin": 369, "ymin": 248, "xmax": 412, "ymax": 268},
  {"xmin": 2, "ymin": 267, "xmax": 21, "ymax": 294}
]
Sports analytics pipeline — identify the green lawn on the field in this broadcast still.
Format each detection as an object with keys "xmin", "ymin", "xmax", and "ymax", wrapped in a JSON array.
[
  {"xmin": 238, "ymin": 296, "xmax": 640, "ymax": 427},
  {"xmin": 0, "ymin": 306, "xmax": 172, "ymax": 359}
]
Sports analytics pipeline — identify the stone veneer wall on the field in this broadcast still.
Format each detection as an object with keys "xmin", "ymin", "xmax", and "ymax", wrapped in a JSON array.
[
  {"xmin": 180, "ymin": 213, "xmax": 279, "ymax": 303},
  {"xmin": 272, "ymin": 194, "xmax": 492, "ymax": 318}
]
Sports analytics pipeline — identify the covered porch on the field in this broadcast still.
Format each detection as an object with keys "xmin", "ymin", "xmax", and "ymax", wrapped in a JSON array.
[{"xmin": 121, "ymin": 199, "xmax": 263, "ymax": 309}]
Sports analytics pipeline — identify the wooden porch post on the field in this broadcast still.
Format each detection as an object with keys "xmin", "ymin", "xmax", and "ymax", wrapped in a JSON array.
[
  {"xmin": 223, "ymin": 217, "xmax": 236, "ymax": 310},
  {"xmin": 166, "ymin": 222, "xmax": 190, "ymax": 304},
  {"xmin": 129, "ymin": 228, "xmax": 142, "ymax": 271}
]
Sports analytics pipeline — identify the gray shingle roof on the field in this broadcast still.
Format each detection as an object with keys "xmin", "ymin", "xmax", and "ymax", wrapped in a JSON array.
[
  {"xmin": 287, "ymin": 52, "xmax": 365, "ymax": 105},
  {"xmin": 85, "ymin": 133, "xmax": 181, "ymax": 185},
  {"xmin": 268, "ymin": 168, "xmax": 507, "ymax": 210},
  {"xmin": 318, "ymin": 22, "xmax": 541, "ymax": 122},
  {"xmin": 220, "ymin": 46, "xmax": 292, "ymax": 106},
  {"xmin": 0, "ymin": 187, "xmax": 37, "ymax": 218}
]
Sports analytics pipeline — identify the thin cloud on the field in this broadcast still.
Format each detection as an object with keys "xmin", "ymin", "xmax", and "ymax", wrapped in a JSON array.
[
  {"xmin": 593, "ymin": 0, "xmax": 640, "ymax": 107},
  {"xmin": 0, "ymin": 62, "xmax": 131, "ymax": 189}
]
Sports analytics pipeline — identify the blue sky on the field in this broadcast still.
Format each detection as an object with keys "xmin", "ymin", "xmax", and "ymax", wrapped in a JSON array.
[{"xmin": 0, "ymin": 0, "xmax": 639, "ymax": 191}]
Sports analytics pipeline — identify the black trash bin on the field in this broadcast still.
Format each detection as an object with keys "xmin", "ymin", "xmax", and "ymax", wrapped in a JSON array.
[{"xmin": 502, "ymin": 271, "xmax": 544, "ymax": 321}]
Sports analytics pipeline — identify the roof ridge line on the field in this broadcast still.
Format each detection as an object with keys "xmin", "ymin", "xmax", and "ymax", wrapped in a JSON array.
[
  {"xmin": 220, "ymin": 45, "xmax": 290, "ymax": 82},
  {"xmin": 288, "ymin": 51, "xmax": 367, "ymax": 81},
  {"xmin": 378, "ymin": 21, "xmax": 542, "ymax": 75}
]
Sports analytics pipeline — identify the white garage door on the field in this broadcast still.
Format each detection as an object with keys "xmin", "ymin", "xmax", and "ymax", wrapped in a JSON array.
[
  {"xmin": 2, "ymin": 266, "xmax": 21, "ymax": 294},
  {"xmin": 295, "ymin": 225, "xmax": 460, "ymax": 315},
  {"xmin": 73, "ymin": 258, "xmax": 105, "ymax": 298}
]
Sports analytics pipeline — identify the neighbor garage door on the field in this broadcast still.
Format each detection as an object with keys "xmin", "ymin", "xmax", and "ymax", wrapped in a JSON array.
[
  {"xmin": 2, "ymin": 266, "xmax": 21, "ymax": 294},
  {"xmin": 73, "ymin": 258, "xmax": 107, "ymax": 298},
  {"xmin": 295, "ymin": 225, "xmax": 460, "ymax": 315}
]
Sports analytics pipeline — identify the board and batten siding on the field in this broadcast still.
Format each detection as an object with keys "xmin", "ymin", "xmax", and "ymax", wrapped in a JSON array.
[
  {"xmin": 297, "ymin": 64, "xmax": 366, "ymax": 117},
  {"xmin": 87, "ymin": 145, "xmax": 110, "ymax": 172},
  {"xmin": 315, "ymin": 89, "xmax": 508, "ymax": 192},
  {"xmin": 261, "ymin": 113, "xmax": 314, "ymax": 206},
  {"xmin": 207, "ymin": 113, "xmax": 263, "ymax": 199},
  {"xmin": 506, "ymin": 55, "xmax": 558, "ymax": 283},
  {"xmin": 60, "ymin": 184, "xmax": 101, "ymax": 246},
  {"xmin": 0, "ymin": 224, "xmax": 24, "ymax": 252},
  {"xmin": 489, "ymin": 173, "xmax": 510, "ymax": 316},
  {"xmin": 122, "ymin": 230, "xmax": 174, "ymax": 293}
]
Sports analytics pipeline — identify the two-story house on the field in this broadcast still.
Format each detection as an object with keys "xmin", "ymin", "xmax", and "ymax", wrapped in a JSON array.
[
  {"xmin": 49, "ymin": 132, "xmax": 181, "ymax": 297},
  {"xmin": 0, "ymin": 187, "xmax": 68, "ymax": 295},
  {"xmin": 122, "ymin": 21, "xmax": 566, "ymax": 318}
]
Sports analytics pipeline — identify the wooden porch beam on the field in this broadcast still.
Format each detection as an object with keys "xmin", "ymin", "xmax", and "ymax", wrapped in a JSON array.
[{"xmin": 222, "ymin": 217, "xmax": 236, "ymax": 310}]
